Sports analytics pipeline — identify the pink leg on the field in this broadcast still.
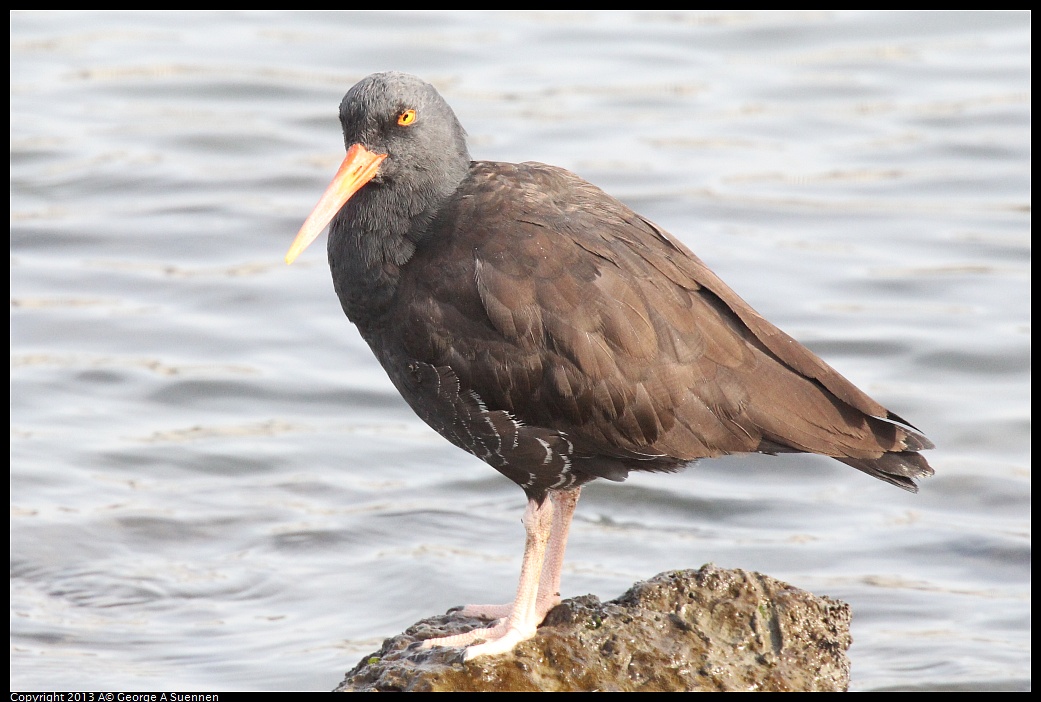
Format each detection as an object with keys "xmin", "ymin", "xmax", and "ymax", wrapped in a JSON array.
[
  {"xmin": 460, "ymin": 488, "xmax": 581, "ymax": 622},
  {"xmin": 532, "ymin": 488, "xmax": 580, "ymax": 616},
  {"xmin": 421, "ymin": 488, "xmax": 582, "ymax": 659}
]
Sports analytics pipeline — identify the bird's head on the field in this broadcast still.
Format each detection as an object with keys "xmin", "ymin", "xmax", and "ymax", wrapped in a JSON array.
[{"xmin": 286, "ymin": 72, "xmax": 470, "ymax": 264}]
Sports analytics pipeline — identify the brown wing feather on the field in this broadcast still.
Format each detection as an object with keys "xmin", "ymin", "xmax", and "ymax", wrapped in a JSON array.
[{"xmin": 391, "ymin": 161, "xmax": 932, "ymax": 489}]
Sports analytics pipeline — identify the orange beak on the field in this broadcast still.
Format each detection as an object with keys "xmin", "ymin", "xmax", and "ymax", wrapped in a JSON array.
[{"xmin": 285, "ymin": 144, "xmax": 388, "ymax": 264}]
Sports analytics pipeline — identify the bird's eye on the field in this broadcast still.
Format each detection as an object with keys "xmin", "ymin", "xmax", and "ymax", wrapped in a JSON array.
[{"xmin": 397, "ymin": 109, "xmax": 416, "ymax": 126}]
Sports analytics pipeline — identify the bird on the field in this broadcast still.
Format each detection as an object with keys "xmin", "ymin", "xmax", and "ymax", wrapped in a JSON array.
[{"xmin": 284, "ymin": 71, "xmax": 933, "ymax": 660}]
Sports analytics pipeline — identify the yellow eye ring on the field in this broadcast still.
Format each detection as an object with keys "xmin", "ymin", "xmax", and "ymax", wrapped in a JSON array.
[{"xmin": 397, "ymin": 109, "xmax": 416, "ymax": 126}]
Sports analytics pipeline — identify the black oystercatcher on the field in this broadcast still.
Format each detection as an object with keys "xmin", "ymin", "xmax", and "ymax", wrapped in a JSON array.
[{"xmin": 285, "ymin": 72, "xmax": 933, "ymax": 659}]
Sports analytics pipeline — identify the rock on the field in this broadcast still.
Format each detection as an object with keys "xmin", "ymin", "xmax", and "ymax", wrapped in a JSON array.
[{"xmin": 336, "ymin": 564, "xmax": 852, "ymax": 692}]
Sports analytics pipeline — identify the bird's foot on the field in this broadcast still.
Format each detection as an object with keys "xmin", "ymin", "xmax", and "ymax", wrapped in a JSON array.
[
  {"xmin": 423, "ymin": 596, "xmax": 562, "ymax": 658},
  {"xmin": 453, "ymin": 602, "xmax": 512, "ymax": 619},
  {"xmin": 453, "ymin": 593, "xmax": 561, "ymax": 622},
  {"xmin": 461, "ymin": 621, "xmax": 540, "ymax": 660},
  {"xmin": 419, "ymin": 621, "xmax": 500, "ymax": 650},
  {"xmin": 419, "ymin": 618, "xmax": 539, "ymax": 661}
]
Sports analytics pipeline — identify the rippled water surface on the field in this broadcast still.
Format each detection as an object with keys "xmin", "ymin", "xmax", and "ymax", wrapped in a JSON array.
[{"xmin": 11, "ymin": 10, "xmax": 1030, "ymax": 691}]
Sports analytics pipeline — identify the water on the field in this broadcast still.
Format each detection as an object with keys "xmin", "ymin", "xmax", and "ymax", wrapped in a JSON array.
[{"xmin": 10, "ymin": 10, "xmax": 1030, "ymax": 691}]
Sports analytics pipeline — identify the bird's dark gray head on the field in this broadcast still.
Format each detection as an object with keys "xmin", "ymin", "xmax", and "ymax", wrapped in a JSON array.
[
  {"xmin": 285, "ymin": 73, "xmax": 476, "ymax": 316},
  {"xmin": 282, "ymin": 72, "xmax": 477, "ymax": 317},
  {"xmin": 338, "ymin": 72, "xmax": 471, "ymax": 191}
]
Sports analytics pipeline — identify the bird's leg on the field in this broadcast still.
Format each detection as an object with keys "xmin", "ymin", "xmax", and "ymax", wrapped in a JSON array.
[
  {"xmin": 455, "ymin": 488, "xmax": 582, "ymax": 622},
  {"xmin": 420, "ymin": 494, "xmax": 557, "ymax": 658},
  {"xmin": 532, "ymin": 487, "xmax": 580, "ymax": 616}
]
